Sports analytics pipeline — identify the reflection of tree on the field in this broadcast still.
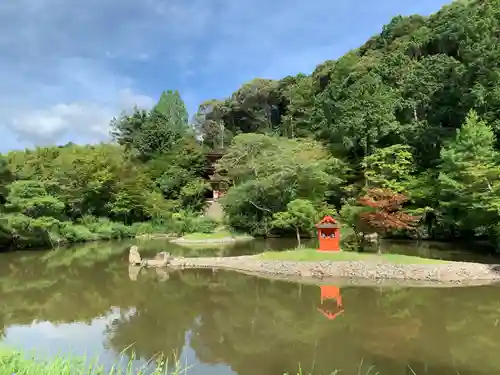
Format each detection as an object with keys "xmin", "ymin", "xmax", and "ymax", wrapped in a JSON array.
[
  {"xmin": 188, "ymin": 282, "xmax": 500, "ymax": 375},
  {"xmin": 3, "ymin": 244, "xmax": 500, "ymax": 374},
  {"xmin": 103, "ymin": 271, "xmax": 207, "ymax": 361}
]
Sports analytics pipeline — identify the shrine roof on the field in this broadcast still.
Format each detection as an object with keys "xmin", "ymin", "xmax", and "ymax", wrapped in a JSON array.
[{"xmin": 315, "ymin": 215, "xmax": 339, "ymax": 228}]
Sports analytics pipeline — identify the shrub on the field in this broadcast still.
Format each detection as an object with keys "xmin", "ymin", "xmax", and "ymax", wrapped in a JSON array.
[
  {"xmin": 167, "ymin": 212, "xmax": 219, "ymax": 235},
  {"xmin": 82, "ymin": 217, "xmax": 134, "ymax": 240},
  {"xmin": 0, "ymin": 214, "xmax": 61, "ymax": 248},
  {"xmin": 58, "ymin": 222, "xmax": 97, "ymax": 243}
]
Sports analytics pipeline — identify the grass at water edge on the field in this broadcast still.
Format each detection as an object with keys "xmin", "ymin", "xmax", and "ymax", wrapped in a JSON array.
[
  {"xmin": 0, "ymin": 348, "xmax": 436, "ymax": 375},
  {"xmin": 0, "ymin": 348, "xmax": 187, "ymax": 375},
  {"xmin": 180, "ymin": 230, "xmax": 252, "ymax": 241},
  {"xmin": 258, "ymin": 248, "xmax": 447, "ymax": 264}
]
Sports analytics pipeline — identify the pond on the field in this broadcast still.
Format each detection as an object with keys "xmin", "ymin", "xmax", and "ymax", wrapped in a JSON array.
[{"xmin": 1, "ymin": 239, "xmax": 500, "ymax": 375}]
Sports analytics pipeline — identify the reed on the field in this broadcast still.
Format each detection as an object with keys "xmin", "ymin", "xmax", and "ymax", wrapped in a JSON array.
[{"xmin": 0, "ymin": 348, "xmax": 188, "ymax": 375}]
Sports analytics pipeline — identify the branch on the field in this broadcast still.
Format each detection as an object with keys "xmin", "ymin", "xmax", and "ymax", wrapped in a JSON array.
[
  {"xmin": 248, "ymin": 199, "xmax": 272, "ymax": 212},
  {"xmin": 485, "ymin": 177, "xmax": 493, "ymax": 192}
]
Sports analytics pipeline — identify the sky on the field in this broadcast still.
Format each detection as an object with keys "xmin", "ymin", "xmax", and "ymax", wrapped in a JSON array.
[
  {"xmin": 0, "ymin": 0, "xmax": 452, "ymax": 152},
  {"xmin": 4, "ymin": 308, "xmax": 236, "ymax": 375}
]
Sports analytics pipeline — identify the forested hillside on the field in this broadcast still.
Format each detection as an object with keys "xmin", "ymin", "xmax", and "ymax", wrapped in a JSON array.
[
  {"xmin": 195, "ymin": 0, "xmax": 500, "ymax": 247},
  {"xmin": 0, "ymin": 91, "xmax": 217, "ymax": 249},
  {"xmin": 2, "ymin": 0, "xmax": 500, "ymax": 250}
]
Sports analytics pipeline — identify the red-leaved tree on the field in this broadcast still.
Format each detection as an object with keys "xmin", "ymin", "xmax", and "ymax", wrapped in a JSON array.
[{"xmin": 357, "ymin": 188, "xmax": 420, "ymax": 253}]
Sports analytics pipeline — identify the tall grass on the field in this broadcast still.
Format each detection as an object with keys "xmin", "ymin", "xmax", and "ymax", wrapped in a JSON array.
[
  {"xmin": 0, "ymin": 349, "xmax": 189, "ymax": 375},
  {"xmin": 0, "ymin": 349, "xmax": 425, "ymax": 375}
]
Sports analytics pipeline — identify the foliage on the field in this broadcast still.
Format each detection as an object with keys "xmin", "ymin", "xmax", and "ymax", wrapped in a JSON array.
[
  {"xmin": 272, "ymin": 199, "xmax": 319, "ymax": 247},
  {"xmin": 8, "ymin": 0, "xmax": 500, "ymax": 250},
  {"xmin": 110, "ymin": 90, "xmax": 190, "ymax": 162},
  {"xmin": 437, "ymin": 110, "xmax": 500, "ymax": 237},
  {"xmin": 188, "ymin": 0, "xmax": 500, "ymax": 250},
  {"xmin": 362, "ymin": 144, "xmax": 415, "ymax": 193},
  {"xmin": 217, "ymin": 134, "xmax": 344, "ymax": 236},
  {"xmin": 357, "ymin": 188, "xmax": 420, "ymax": 252},
  {"xmin": 0, "ymin": 92, "xmax": 213, "ymax": 250}
]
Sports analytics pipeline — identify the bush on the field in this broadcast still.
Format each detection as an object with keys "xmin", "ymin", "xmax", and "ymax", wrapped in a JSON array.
[
  {"xmin": 168, "ymin": 212, "xmax": 219, "ymax": 235},
  {"xmin": 185, "ymin": 216, "xmax": 219, "ymax": 234},
  {"xmin": 58, "ymin": 222, "xmax": 98, "ymax": 243},
  {"xmin": 131, "ymin": 221, "xmax": 171, "ymax": 236},
  {"xmin": 0, "ymin": 214, "xmax": 61, "ymax": 248},
  {"xmin": 0, "ymin": 211, "xmax": 220, "ymax": 249},
  {"xmin": 83, "ymin": 217, "xmax": 131, "ymax": 239}
]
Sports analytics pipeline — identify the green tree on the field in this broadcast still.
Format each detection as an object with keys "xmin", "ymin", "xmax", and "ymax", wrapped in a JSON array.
[
  {"xmin": 0, "ymin": 154, "xmax": 13, "ymax": 205},
  {"xmin": 110, "ymin": 91, "xmax": 190, "ymax": 161},
  {"xmin": 147, "ymin": 135, "xmax": 209, "ymax": 212},
  {"xmin": 217, "ymin": 134, "xmax": 345, "ymax": 235},
  {"xmin": 5, "ymin": 180, "xmax": 64, "ymax": 219},
  {"xmin": 271, "ymin": 199, "xmax": 319, "ymax": 247},
  {"xmin": 362, "ymin": 144, "xmax": 415, "ymax": 193},
  {"xmin": 154, "ymin": 90, "xmax": 189, "ymax": 128},
  {"xmin": 437, "ymin": 110, "xmax": 500, "ymax": 237}
]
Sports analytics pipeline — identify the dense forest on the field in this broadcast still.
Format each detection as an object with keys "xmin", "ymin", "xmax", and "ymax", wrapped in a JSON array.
[
  {"xmin": 2, "ymin": 0, "xmax": 500, "ymax": 250},
  {"xmin": 0, "ymin": 91, "xmax": 218, "ymax": 249}
]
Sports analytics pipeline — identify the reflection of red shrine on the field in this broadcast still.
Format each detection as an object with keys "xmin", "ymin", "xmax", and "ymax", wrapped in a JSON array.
[{"xmin": 317, "ymin": 286, "xmax": 344, "ymax": 320}]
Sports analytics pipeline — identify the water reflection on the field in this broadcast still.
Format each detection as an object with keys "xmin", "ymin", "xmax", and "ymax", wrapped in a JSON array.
[
  {"xmin": 2, "ymin": 241, "xmax": 500, "ymax": 375},
  {"xmin": 318, "ymin": 285, "xmax": 344, "ymax": 320}
]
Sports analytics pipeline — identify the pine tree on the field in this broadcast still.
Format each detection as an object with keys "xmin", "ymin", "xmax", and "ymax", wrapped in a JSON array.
[
  {"xmin": 438, "ymin": 110, "xmax": 500, "ymax": 234},
  {"xmin": 153, "ymin": 90, "xmax": 189, "ymax": 131},
  {"xmin": 111, "ymin": 90, "xmax": 191, "ymax": 160}
]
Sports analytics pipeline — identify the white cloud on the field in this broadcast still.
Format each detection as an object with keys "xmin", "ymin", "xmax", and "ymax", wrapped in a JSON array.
[
  {"xmin": 0, "ymin": 0, "xmax": 452, "ymax": 150},
  {"xmin": 0, "ymin": 56, "xmax": 154, "ymax": 147},
  {"xmin": 8, "ymin": 88, "xmax": 153, "ymax": 145}
]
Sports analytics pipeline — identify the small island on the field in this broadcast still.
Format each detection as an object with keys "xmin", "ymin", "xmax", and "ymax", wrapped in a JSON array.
[
  {"xmin": 171, "ymin": 230, "xmax": 254, "ymax": 245},
  {"xmin": 129, "ymin": 245, "xmax": 500, "ymax": 286}
]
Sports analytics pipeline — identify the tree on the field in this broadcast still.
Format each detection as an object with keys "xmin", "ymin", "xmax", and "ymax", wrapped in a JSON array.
[
  {"xmin": 339, "ymin": 200, "xmax": 374, "ymax": 250},
  {"xmin": 437, "ymin": 110, "xmax": 500, "ymax": 238},
  {"xmin": 5, "ymin": 180, "xmax": 64, "ymax": 219},
  {"xmin": 217, "ymin": 134, "xmax": 345, "ymax": 235},
  {"xmin": 110, "ymin": 91, "xmax": 190, "ymax": 161},
  {"xmin": 362, "ymin": 144, "xmax": 415, "ymax": 193},
  {"xmin": 0, "ymin": 154, "xmax": 13, "ymax": 205},
  {"xmin": 109, "ymin": 108, "xmax": 149, "ymax": 154},
  {"xmin": 147, "ymin": 135, "xmax": 209, "ymax": 212},
  {"xmin": 154, "ymin": 90, "xmax": 189, "ymax": 128},
  {"xmin": 272, "ymin": 199, "xmax": 318, "ymax": 247},
  {"xmin": 357, "ymin": 188, "xmax": 419, "ymax": 252}
]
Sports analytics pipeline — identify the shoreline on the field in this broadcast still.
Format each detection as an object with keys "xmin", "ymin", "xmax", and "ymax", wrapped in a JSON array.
[
  {"xmin": 170, "ymin": 235, "xmax": 254, "ymax": 245},
  {"xmin": 164, "ymin": 254, "xmax": 500, "ymax": 286}
]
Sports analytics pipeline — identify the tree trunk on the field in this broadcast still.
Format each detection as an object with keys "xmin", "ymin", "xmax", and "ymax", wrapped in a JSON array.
[
  {"xmin": 295, "ymin": 227, "xmax": 301, "ymax": 248},
  {"xmin": 376, "ymin": 235, "xmax": 381, "ymax": 255},
  {"xmin": 355, "ymin": 230, "xmax": 364, "ymax": 252}
]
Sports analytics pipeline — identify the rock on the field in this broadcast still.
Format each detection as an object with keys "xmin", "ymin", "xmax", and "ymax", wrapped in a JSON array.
[
  {"xmin": 142, "ymin": 251, "xmax": 174, "ymax": 267},
  {"xmin": 159, "ymin": 251, "xmax": 174, "ymax": 264},
  {"xmin": 129, "ymin": 245, "xmax": 142, "ymax": 265},
  {"xmin": 362, "ymin": 232, "xmax": 378, "ymax": 243},
  {"xmin": 128, "ymin": 265, "xmax": 142, "ymax": 281}
]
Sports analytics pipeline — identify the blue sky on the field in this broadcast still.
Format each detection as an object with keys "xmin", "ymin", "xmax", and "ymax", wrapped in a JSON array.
[{"xmin": 0, "ymin": 0, "xmax": 452, "ymax": 152}]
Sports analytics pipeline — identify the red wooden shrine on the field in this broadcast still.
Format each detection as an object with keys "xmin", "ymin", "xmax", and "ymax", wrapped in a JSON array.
[{"xmin": 315, "ymin": 215, "xmax": 340, "ymax": 252}]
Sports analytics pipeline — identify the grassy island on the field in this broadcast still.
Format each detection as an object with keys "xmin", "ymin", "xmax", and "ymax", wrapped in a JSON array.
[
  {"xmin": 180, "ymin": 230, "xmax": 236, "ymax": 240},
  {"xmin": 258, "ymin": 248, "xmax": 447, "ymax": 264},
  {"xmin": 172, "ymin": 230, "xmax": 253, "ymax": 244}
]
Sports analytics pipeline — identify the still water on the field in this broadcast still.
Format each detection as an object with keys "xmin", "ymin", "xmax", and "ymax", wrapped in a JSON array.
[{"xmin": 1, "ymin": 239, "xmax": 500, "ymax": 375}]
